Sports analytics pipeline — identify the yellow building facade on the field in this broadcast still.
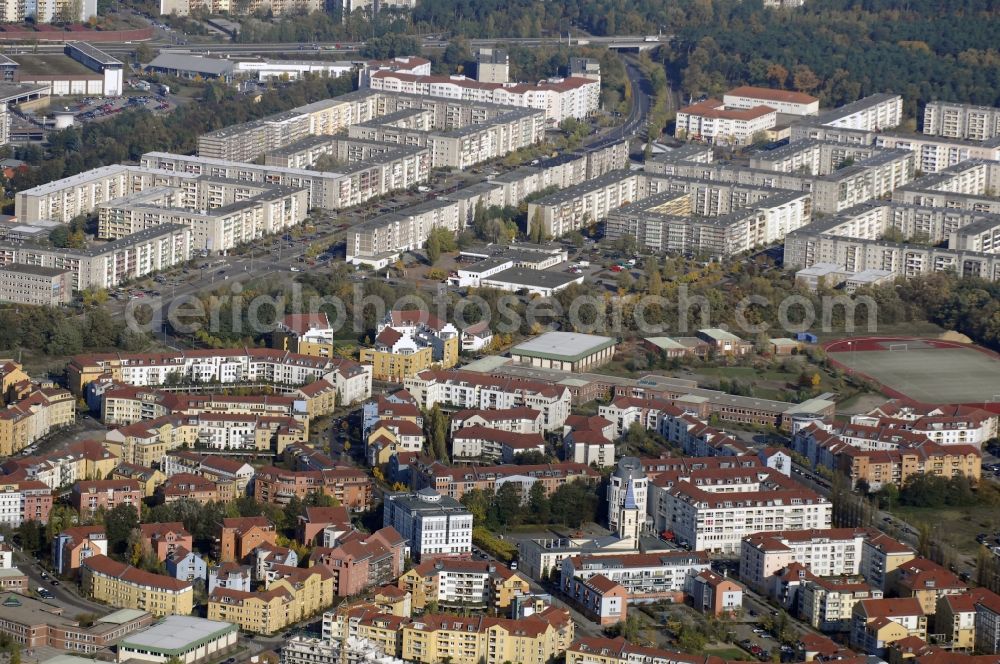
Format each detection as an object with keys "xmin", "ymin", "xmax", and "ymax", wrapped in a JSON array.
[
  {"xmin": 81, "ymin": 554, "xmax": 193, "ymax": 617},
  {"xmin": 400, "ymin": 611, "xmax": 573, "ymax": 664},
  {"xmin": 207, "ymin": 568, "xmax": 334, "ymax": 634},
  {"xmin": 359, "ymin": 346, "xmax": 435, "ymax": 382}
]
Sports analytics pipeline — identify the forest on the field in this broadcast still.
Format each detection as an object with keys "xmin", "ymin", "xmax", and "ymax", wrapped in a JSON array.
[{"xmin": 223, "ymin": 0, "xmax": 1000, "ymax": 116}]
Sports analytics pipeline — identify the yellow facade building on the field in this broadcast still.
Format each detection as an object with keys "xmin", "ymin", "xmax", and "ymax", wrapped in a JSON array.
[
  {"xmin": 400, "ymin": 608, "xmax": 573, "ymax": 664},
  {"xmin": 0, "ymin": 388, "xmax": 76, "ymax": 457},
  {"xmin": 81, "ymin": 554, "xmax": 193, "ymax": 617},
  {"xmin": 207, "ymin": 566, "xmax": 334, "ymax": 634},
  {"xmin": 359, "ymin": 345, "xmax": 435, "ymax": 382},
  {"xmin": 359, "ymin": 311, "xmax": 460, "ymax": 382},
  {"xmin": 399, "ymin": 560, "xmax": 530, "ymax": 614}
]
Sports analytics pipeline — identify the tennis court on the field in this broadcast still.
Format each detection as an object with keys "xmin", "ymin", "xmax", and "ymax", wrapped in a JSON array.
[{"xmin": 827, "ymin": 339, "xmax": 1000, "ymax": 404}]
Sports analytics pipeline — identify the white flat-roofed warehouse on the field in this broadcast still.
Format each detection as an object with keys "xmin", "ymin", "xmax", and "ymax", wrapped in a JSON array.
[
  {"xmin": 145, "ymin": 53, "xmax": 235, "ymax": 82},
  {"xmin": 510, "ymin": 331, "xmax": 617, "ymax": 372},
  {"xmin": 117, "ymin": 615, "xmax": 237, "ymax": 664},
  {"xmin": 478, "ymin": 266, "xmax": 583, "ymax": 297},
  {"xmin": 65, "ymin": 43, "xmax": 123, "ymax": 97}
]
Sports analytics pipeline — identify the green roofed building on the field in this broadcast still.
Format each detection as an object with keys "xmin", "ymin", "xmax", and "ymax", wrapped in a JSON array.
[
  {"xmin": 117, "ymin": 616, "xmax": 237, "ymax": 664},
  {"xmin": 510, "ymin": 331, "xmax": 617, "ymax": 372}
]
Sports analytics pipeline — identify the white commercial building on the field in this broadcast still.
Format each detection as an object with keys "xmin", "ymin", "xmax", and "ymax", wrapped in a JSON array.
[
  {"xmin": 675, "ymin": 99, "xmax": 776, "ymax": 146},
  {"xmin": 382, "ymin": 488, "xmax": 473, "ymax": 560},
  {"xmin": 117, "ymin": 616, "xmax": 238, "ymax": 664},
  {"xmin": 723, "ymin": 86, "xmax": 819, "ymax": 116},
  {"xmin": 235, "ymin": 59, "xmax": 355, "ymax": 81}
]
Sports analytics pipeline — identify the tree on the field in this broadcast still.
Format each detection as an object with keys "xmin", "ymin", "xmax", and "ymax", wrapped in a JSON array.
[
  {"xmin": 17, "ymin": 519, "xmax": 43, "ymax": 556},
  {"xmin": 49, "ymin": 225, "xmax": 71, "ymax": 248},
  {"xmin": 424, "ymin": 404, "xmax": 449, "ymax": 462},
  {"xmin": 135, "ymin": 43, "xmax": 153, "ymax": 64},
  {"xmin": 792, "ymin": 65, "xmax": 820, "ymax": 92},
  {"xmin": 527, "ymin": 481, "xmax": 550, "ymax": 524},
  {"xmin": 460, "ymin": 488, "xmax": 492, "ymax": 525},
  {"xmin": 494, "ymin": 482, "xmax": 522, "ymax": 527},
  {"xmin": 528, "ymin": 209, "xmax": 547, "ymax": 244},
  {"xmin": 426, "ymin": 233, "xmax": 441, "ymax": 265},
  {"xmin": 104, "ymin": 503, "xmax": 139, "ymax": 558}
]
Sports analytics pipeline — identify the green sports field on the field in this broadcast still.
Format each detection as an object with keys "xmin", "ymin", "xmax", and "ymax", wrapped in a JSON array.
[{"xmin": 828, "ymin": 345, "xmax": 1000, "ymax": 404}]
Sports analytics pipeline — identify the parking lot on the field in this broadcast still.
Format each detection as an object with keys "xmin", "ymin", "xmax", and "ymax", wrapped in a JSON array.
[{"xmin": 70, "ymin": 91, "xmax": 173, "ymax": 123}]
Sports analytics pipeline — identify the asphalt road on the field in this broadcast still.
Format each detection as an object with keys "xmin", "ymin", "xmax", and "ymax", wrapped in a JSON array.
[
  {"xmin": 11, "ymin": 545, "xmax": 110, "ymax": 617},
  {"xmin": 28, "ymin": 36, "xmax": 670, "ymax": 56}
]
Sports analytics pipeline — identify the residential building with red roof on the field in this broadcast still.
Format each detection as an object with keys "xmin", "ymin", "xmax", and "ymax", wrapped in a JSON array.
[
  {"xmin": 139, "ymin": 522, "xmax": 192, "ymax": 562},
  {"xmin": 675, "ymin": 98, "xmax": 777, "ymax": 147},
  {"xmin": 71, "ymin": 479, "xmax": 141, "ymax": 517},
  {"xmin": 253, "ymin": 465, "xmax": 372, "ymax": 511},
  {"xmin": 404, "ymin": 369, "xmax": 572, "ymax": 430},
  {"xmin": 0, "ymin": 479, "xmax": 51, "ymax": 525},
  {"xmin": 936, "ymin": 589, "xmax": 998, "ymax": 650},
  {"xmin": 654, "ymin": 466, "xmax": 831, "ymax": 554},
  {"xmin": 81, "ymin": 554, "xmax": 194, "ymax": 616},
  {"xmin": 855, "ymin": 400, "xmax": 998, "ymax": 448},
  {"xmin": 740, "ymin": 527, "xmax": 874, "ymax": 593},
  {"xmin": 891, "ymin": 557, "xmax": 968, "ymax": 615},
  {"xmin": 793, "ymin": 422, "xmax": 982, "ymax": 490},
  {"xmin": 310, "ymin": 526, "xmax": 406, "ymax": 597},
  {"xmin": 368, "ymin": 70, "xmax": 599, "ymax": 124},
  {"xmin": 561, "ymin": 550, "xmax": 710, "ymax": 607},
  {"xmin": 272, "ymin": 312, "xmax": 337, "ymax": 359},
  {"xmin": 0, "ymin": 387, "xmax": 75, "ymax": 457},
  {"xmin": 53, "ymin": 525, "xmax": 107, "ymax": 575},
  {"xmin": 398, "ymin": 608, "xmax": 574, "ymax": 664},
  {"xmin": 800, "ymin": 575, "xmax": 883, "ymax": 631},
  {"xmin": 219, "ymin": 516, "xmax": 277, "ymax": 563},
  {"xmin": 398, "ymin": 558, "xmax": 529, "ymax": 614},
  {"xmin": 68, "ymin": 349, "xmax": 372, "ymax": 407},
  {"xmin": 851, "ymin": 597, "xmax": 927, "ymax": 656},
  {"xmin": 450, "ymin": 406, "xmax": 545, "ymax": 435},
  {"xmin": 412, "ymin": 459, "xmax": 599, "ymax": 501},
  {"xmin": 723, "ymin": 86, "xmax": 820, "ymax": 116},
  {"xmin": 690, "ymin": 569, "xmax": 743, "ymax": 617},
  {"xmin": 360, "ymin": 310, "xmax": 459, "ymax": 382},
  {"xmin": 450, "ymin": 425, "xmax": 546, "ymax": 463},
  {"xmin": 568, "ymin": 635, "xmax": 759, "ymax": 664},
  {"xmin": 366, "ymin": 418, "xmax": 426, "ymax": 466},
  {"xmin": 297, "ymin": 505, "xmax": 351, "ymax": 546}
]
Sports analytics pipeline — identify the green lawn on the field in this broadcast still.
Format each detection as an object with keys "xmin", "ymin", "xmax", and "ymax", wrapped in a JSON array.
[
  {"xmin": 703, "ymin": 647, "xmax": 751, "ymax": 661},
  {"xmin": 892, "ymin": 505, "xmax": 1000, "ymax": 556}
]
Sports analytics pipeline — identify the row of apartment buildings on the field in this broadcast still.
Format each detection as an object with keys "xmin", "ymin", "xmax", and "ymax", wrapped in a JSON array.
[
  {"xmin": 322, "ymin": 605, "xmax": 574, "ymax": 664},
  {"xmin": 345, "ymin": 136, "xmax": 626, "ymax": 267},
  {"xmin": 784, "ymin": 160, "xmax": 1000, "ymax": 281},
  {"xmin": 68, "ymin": 348, "xmax": 372, "ymax": 404},
  {"xmin": 96, "ymin": 177, "xmax": 309, "ymax": 253},
  {"xmin": 366, "ymin": 71, "xmax": 600, "ymax": 125},
  {"xmin": 197, "ymin": 89, "xmax": 546, "ymax": 171},
  {"xmin": 0, "ymin": 223, "xmax": 192, "ymax": 292}
]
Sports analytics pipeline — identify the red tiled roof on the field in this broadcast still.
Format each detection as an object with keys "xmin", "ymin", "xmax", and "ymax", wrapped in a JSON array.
[
  {"xmin": 726, "ymin": 85, "xmax": 818, "ymax": 105},
  {"xmin": 282, "ymin": 313, "xmax": 331, "ymax": 335},
  {"xmin": 82, "ymin": 554, "xmax": 191, "ymax": 591}
]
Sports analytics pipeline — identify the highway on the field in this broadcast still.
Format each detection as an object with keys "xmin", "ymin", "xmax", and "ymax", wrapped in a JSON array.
[{"xmin": 23, "ymin": 35, "xmax": 667, "ymax": 56}]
